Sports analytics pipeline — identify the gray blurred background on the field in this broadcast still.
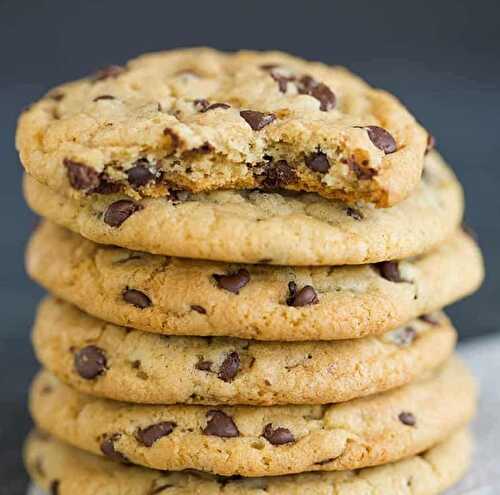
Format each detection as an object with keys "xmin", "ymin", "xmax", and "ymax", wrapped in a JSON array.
[{"xmin": 1, "ymin": 0, "xmax": 499, "ymax": 492}]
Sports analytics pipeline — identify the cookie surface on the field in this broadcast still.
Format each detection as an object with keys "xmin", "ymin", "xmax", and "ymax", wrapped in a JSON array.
[
  {"xmin": 27, "ymin": 222, "xmax": 482, "ymax": 340},
  {"xmin": 30, "ymin": 359, "xmax": 475, "ymax": 476},
  {"xmin": 16, "ymin": 48, "xmax": 427, "ymax": 207},
  {"xmin": 33, "ymin": 297, "xmax": 456, "ymax": 406},
  {"xmin": 24, "ymin": 151, "xmax": 462, "ymax": 266},
  {"xmin": 25, "ymin": 429, "xmax": 471, "ymax": 495}
]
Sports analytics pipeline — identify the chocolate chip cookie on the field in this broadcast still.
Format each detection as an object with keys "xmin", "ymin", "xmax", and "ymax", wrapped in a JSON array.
[
  {"xmin": 25, "ymin": 428, "xmax": 472, "ymax": 495},
  {"xmin": 27, "ymin": 222, "xmax": 482, "ymax": 340},
  {"xmin": 16, "ymin": 48, "xmax": 428, "ymax": 207},
  {"xmin": 30, "ymin": 358, "xmax": 475, "ymax": 476},
  {"xmin": 33, "ymin": 297, "xmax": 456, "ymax": 405},
  {"xmin": 23, "ymin": 151, "xmax": 463, "ymax": 266}
]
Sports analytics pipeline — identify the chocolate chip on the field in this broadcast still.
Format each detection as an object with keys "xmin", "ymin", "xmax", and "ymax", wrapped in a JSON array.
[
  {"xmin": 122, "ymin": 288, "xmax": 151, "ymax": 309},
  {"xmin": 218, "ymin": 352, "xmax": 240, "ymax": 382},
  {"xmin": 373, "ymin": 261, "xmax": 405, "ymax": 283},
  {"xmin": 425, "ymin": 134, "xmax": 436, "ymax": 155},
  {"xmin": 169, "ymin": 189, "xmax": 191, "ymax": 203},
  {"xmin": 213, "ymin": 269, "xmax": 250, "ymax": 294},
  {"xmin": 93, "ymin": 177, "xmax": 122, "ymax": 194},
  {"xmin": 418, "ymin": 314, "xmax": 439, "ymax": 326},
  {"xmin": 297, "ymin": 75, "xmax": 336, "ymax": 111},
  {"xmin": 345, "ymin": 206, "xmax": 364, "ymax": 220},
  {"xmin": 286, "ymin": 282, "xmax": 319, "ymax": 307},
  {"xmin": 203, "ymin": 410, "xmax": 240, "ymax": 437},
  {"xmin": 192, "ymin": 142, "xmax": 214, "ymax": 153},
  {"xmin": 100, "ymin": 434, "xmax": 129, "ymax": 463},
  {"xmin": 136, "ymin": 422, "xmax": 176, "ymax": 447},
  {"xmin": 191, "ymin": 305, "xmax": 207, "ymax": 314},
  {"xmin": 364, "ymin": 126, "xmax": 397, "ymax": 154},
  {"xmin": 93, "ymin": 65, "xmax": 125, "ymax": 81},
  {"xmin": 93, "ymin": 95, "xmax": 116, "ymax": 101},
  {"xmin": 261, "ymin": 66, "xmax": 295, "ymax": 93},
  {"xmin": 196, "ymin": 359, "xmax": 213, "ymax": 372},
  {"xmin": 240, "ymin": 110, "xmax": 276, "ymax": 130},
  {"xmin": 126, "ymin": 160, "xmax": 156, "ymax": 188},
  {"xmin": 390, "ymin": 326, "xmax": 417, "ymax": 347},
  {"xmin": 201, "ymin": 102, "xmax": 231, "ymax": 112},
  {"xmin": 261, "ymin": 160, "xmax": 298, "ymax": 188},
  {"xmin": 74, "ymin": 345, "xmax": 107, "ymax": 379},
  {"xmin": 63, "ymin": 159, "xmax": 100, "ymax": 191},
  {"xmin": 398, "ymin": 411, "xmax": 416, "ymax": 427},
  {"xmin": 346, "ymin": 157, "xmax": 377, "ymax": 180},
  {"xmin": 262, "ymin": 424, "xmax": 295, "ymax": 445},
  {"xmin": 103, "ymin": 200, "xmax": 142, "ymax": 227},
  {"xmin": 50, "ymin": 480, "xmax": 60, "ymax": 495},
  {"xmin": 305, "ymin": 152, "xmax": 330, "ymax": 173},
  {"xmin": 194, "ymin": 98, "xmax": 209, "ymax": 111},
  {"xmin": 49, "ymin": 92, "xmax": 65, "ymax": 102}
]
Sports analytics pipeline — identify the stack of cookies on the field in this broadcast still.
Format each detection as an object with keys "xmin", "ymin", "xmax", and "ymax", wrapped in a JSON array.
[{"xmin": 18, "ymin": 49, "xmax": 484, "ymax": 494}]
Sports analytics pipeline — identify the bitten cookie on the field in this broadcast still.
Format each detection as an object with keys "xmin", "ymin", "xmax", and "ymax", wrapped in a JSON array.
[
  {"xmin": 16, "ymin": 48, "xmax": 428, "ymax": 207},
  {"xmin": 23, "ymin": 151, "xmax": 463, "ymax": 266},
  {"xmin": 30, "ymin": 359, "xmax": 475, "ymax": 477},
  {"xmin": 33, "ymin": 297, "xmax": 456, "ymax": 405},
  {"xmin": 27, "ymin": 222, "xmax": 482, "ymax": 340},
  {"xmin": 25, "ymin": 429, "xmax": 472, "ymax": 495}
]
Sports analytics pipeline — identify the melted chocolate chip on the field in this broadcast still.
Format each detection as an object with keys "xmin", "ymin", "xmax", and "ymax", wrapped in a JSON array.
[
  {"xmin": 286, "ymin": 281, "xmax": 319, "ymax": 307},
  {"xmin": 365, "ymin": 126, "xmax": 397, "ymax": 154},
  {"xmin": 50, "ymin": 480, "xmax": 60, "ymax": 495},
  {"xmin": 103, "ymin": 200, "xmax": 142, "ymax": 227},
  {"xmin": 213, "ymin": 269, "xmax": 250, "ymax": 294},
  {"xmin": 262, "ymin": 424, "xmax": 295, "ymax": 445},
  {"xmin": 203, "ymin": 410, "xmax": 240, "ymax": 437},
  {"xmin": 100, "ymin": 434, "xmax": 129, "ymax": 463},
  {"xmin": 373, "ymin": 261, "xmax": 405, "ymax": 283},
  {"xmin": 127, "ymin": 160, "xmax": 156, "ymax": 188},
  {"xmin": 345, "ymin": 206, "xmax": 364, "ymax": 220},
  {"xmin": 136, "ymin": 422, "xmax": 176, "ymax": 447},
  {"xmin": 191, "ymin": 305, "xmax": 207, "ymax": 314},
  {"xmin": 122, "ymin": 288, "xmax": 151, "ymax": 309},
  {"xmin": 426, "ymin": 134, "xmax": 436, "ymax": 155},
  {"xmin": 93, "ymin": 65, "xmax": 125, "ymax": 81},
  {"xmin": 419, "ymin": 314, "xmax": 439, "ymax": 326},
  {"xmin": 74, "ymin": 345, "xmax": 107, "ymax": 379},
  {"xmin": 305, "ymin": 152, "xmax": 330, "ymax": 173},
  {"xmin": 345, "ymin": 157, "xmax": 377, "ymax": 180},
  {"xmin": 63, "ymin": 159, "xmax": 100, "ymax": 191},
  {"xmin": 261, "ymin": 160, "xmax": 298, "ymax": 188},
  {"xmin": 398, "ymin": 411, "xmax": 417, "ymax": 426},
  {"xmin": 196, "ymin": 359, "xmax": 213, "ymax": 372},
  {"xmin": 201, "ymin": 102, "xmax": 231, "ymax": 112},
  {"xmin": 93, "ymin": 95, "xmax": 116, "ymax": 101},
  {"xmin": 297, "ymin": 75, "xmax": 336, "ymax": 111},
  {"xmin": 93, "ymin": 177, "xmax": 122, "ymax": 194},
  {"xmin": 218, "ymin": 352, "xmax": 240, "ymax": 382},
  {"xmin": 194, "ymin": 98, "xmax": 209, "ymax": 111},
  {"xmin": 240, "ymin": 110, "xmax": 276, "ymax": 130}
]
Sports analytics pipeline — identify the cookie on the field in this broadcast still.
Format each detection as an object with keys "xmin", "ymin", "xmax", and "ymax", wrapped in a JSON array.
[
  {"xmin": 25, "ymin": 429, "xmax": 471, "ymax": 495},
  {"xmin": 16, "ymin": 48, "xmax": 428, "ymax": 208},
  {"xmin": 27, "ymin": 222, "xmax": 482, "ymax": 341},
  {"xmin": 33, "ymin": 297, "xmax": 456, "ymax": 406},
  {"xmin": 30, "ymin": 358, "xmax": 475, "ymax": 477},
  {"xmin": 23, "ymin": 151, "xmax": 463, "ymax": 266}
]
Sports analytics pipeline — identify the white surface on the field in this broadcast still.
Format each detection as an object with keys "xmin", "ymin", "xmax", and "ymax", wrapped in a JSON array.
[{"xmin": 28, "ymin": 335, "xmax": 500, "ymax": 495}]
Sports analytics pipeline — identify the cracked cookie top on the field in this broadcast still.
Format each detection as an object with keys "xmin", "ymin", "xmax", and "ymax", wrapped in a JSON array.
[{"xmin": 16, "ymin": 48, "xmax": 427, "ymax": 207}]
